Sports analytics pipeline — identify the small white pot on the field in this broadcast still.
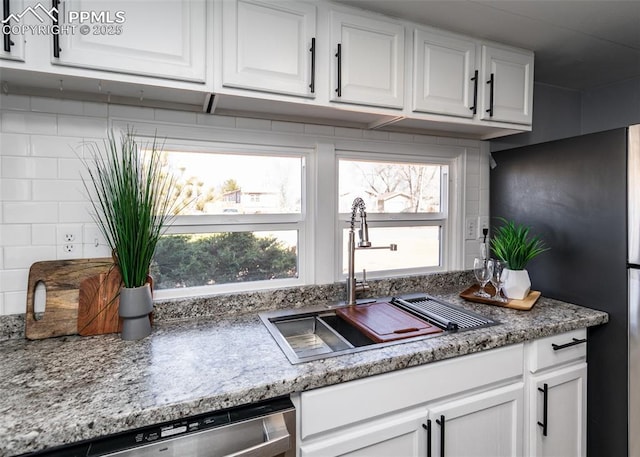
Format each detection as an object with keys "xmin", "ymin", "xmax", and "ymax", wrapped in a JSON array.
[{"xmin": 501, "ymin": 268, "xmax": 531, "ymax": 300}]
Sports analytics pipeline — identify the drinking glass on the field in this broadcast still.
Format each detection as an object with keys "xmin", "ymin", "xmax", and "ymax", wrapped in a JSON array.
[
  {"xmin": 489, "ymin": 259, "xmax": 508, "ymax": 303},
  {"xmin": 473, "ymin": 257, "xmax": 493, "ymax": 298}
]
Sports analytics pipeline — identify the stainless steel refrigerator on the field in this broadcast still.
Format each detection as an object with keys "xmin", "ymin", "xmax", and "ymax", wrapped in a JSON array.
[{"xmin": 490, "ymin": 124, "xmax": 640, "ymax": 457}]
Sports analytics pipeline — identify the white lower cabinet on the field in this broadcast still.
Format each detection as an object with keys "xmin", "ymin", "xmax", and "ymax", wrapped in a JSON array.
[
  {"xmin": 429, "ymin": 383, "xmax": 523, "ymax": 457},
  {"xmin": 525, "ymin": 329, "xmax": 588, "ymax": 457}
]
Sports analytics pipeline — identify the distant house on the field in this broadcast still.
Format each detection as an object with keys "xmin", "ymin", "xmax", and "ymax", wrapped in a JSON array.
[
  {"xmin": 373, "ymin": 191, "xmax": 413, "ymax": 212},
  {"xmin": 221, "ymin": 188, "xmax": 280, "ymax": 214}
]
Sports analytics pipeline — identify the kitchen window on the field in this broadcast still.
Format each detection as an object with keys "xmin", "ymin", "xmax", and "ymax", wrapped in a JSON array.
[
  {"xmin": 337, "ymin": 155, "xmax": 450, "ymax": 278},
  {"xmin": 149, "ymin": 145, "xmax": 308, "ymax": 299}
]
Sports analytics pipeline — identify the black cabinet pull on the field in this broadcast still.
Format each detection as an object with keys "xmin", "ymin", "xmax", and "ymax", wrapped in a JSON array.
[
  {"xmin": 422, "ymin": 419, "xmax": 432, "ymax": 457},
  {"xmin": 485, "ymin": 73, "xmax": 494, "ymax": 117},
  {"xmin": 537, "ymin": 383, "xmax": 548, "ymax": 436},
  {"xmin": 436, "ymin": 415, "xmax": 445, "ymax": 457},
  {"xmin": 552, "ymin": 337, "xmax": 587, "ymax": 351},
  {"xmin": 309, "ymin": 37, "xmax": 315, "ymax": 93},
  {"xmin": 335, "ymin": 43, "xmax": 342, "ymax": 97},
  {"xmin": 469, "ymin": 70, "xmax": 478, "ymax": 114},
  {"xmin": 52, "ymin": 0, "xmax": 60, "ymax": 57},
  {"xmin": 3, "ymin": 0, "xmax": 14, "ymax": 52}
]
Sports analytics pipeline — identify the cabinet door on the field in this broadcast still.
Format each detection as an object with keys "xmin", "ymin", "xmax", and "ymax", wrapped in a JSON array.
[
  {"xmin": 54, "ymin": 0, "xmax": 206, "ymax": 82},
  {"xmin": 413, "ymin": 29, "xmax": 476, "ymax": 118},
  {"xmin": 300, "ymin": 408, "xmax": 427, "ymax": 457},
  {"xmin": 429, "ymin": 383, "xmax": 523, "ymax": 457},
  {"xmin": 0, "ymin": 0, "xmax": 24, "ymax": 61},
  {"xmin": 222, "ymin": 0, "xmax": 316, "ymax": 97},
  {"xmin": 529, "ymin": 363, "xmax": 587, "ymax": 457},
  {"xmin": 480, "ymin": 45, "xmax": 533, "ymax": 124},
  {"xmin": 330, "ymin": 10, "xmax": 404, "ymax": 109}
]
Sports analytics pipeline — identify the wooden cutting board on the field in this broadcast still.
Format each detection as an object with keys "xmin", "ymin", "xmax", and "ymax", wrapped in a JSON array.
[
  {"xmin": 336, "ymin": 302, "xmax": 443, "ymax": 343},
  {"xmin": 459, "ymin": 284, "xmax": 541, "ymax": 311},
  {"xmin": 25, "ymin": 258, "xmax": 115, "ymax": 340}
]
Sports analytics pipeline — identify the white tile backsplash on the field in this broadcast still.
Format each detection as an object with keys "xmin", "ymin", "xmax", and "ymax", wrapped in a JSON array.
[{"xmin": 0, "ymin": 94, "xmax": 489, "ymax": 315}]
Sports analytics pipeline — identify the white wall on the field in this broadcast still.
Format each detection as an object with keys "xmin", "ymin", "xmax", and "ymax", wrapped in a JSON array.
[{"xmin": 0, "ymin": 94, "xmax": 489, "ymax": 315}]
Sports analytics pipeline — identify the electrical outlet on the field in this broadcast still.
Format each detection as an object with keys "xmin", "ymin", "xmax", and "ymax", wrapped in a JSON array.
[
  {"xmin": 478, "ymin": 216, "xmax": 489, "ymax": 239},
  {"xmin": 465, "ymin": 217, "xmax": 477, "ymax": 240},
  {"xmin": 57, "ymin": 225, "xmax": 83, "ymax": 259},
  {"xmin": 58, "ymin": 242, "xmax": 81, "ymax": 259}
]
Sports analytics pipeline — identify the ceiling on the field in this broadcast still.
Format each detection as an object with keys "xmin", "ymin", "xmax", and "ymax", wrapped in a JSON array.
[{"xmin": 334, "ymin": 0, "xmax": 640, "ymax": 91}]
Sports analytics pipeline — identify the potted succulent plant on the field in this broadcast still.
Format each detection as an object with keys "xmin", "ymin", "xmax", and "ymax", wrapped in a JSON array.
[
  {"xmin": 490, "ymin": 217, "xmax": 549, "ymax": 299},
  {"xmin": 83, "ymin": 128, "xmax": 179, "ymax": 340}
]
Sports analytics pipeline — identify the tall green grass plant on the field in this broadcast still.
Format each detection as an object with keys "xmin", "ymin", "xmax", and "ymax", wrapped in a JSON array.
[{"xmin": 491, "ymin": 217, "xmax": 549, "ymax": 270}]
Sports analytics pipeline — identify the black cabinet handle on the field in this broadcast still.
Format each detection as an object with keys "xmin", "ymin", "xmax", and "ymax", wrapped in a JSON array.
[
  {"xmin": 469, "ymin": 70, "xmax": 478, "ymax": 114},
  {"xmin": 3, "ymin": 0, "xmax": 14, "ymax": 52},
  {"xmin": 309, "ymin": 37, "xmax": 315, "ymax": 93},
  {"xmin": 436, "ymin": 415, "xmax": 445, "ymax": 457},
  {"xmin": 537, "ymin": 383, "xmax": 548, "ymax": 436},
  {"xmin": 422, "ymin": 419, "xmax": 432, "ymax": 457},
  {"xmin": 485, "ymin": 73, "xmax": 494, "ymax": 117},
  {"xmin": 552, "ymin": 337, "xmax": 587, "ymax": 351},
  {"xmin": 335, "ymin": 43, "xmax": 342, "ymax": 97},
  {"xmin": 52, "ymin": 0, "xmax": 60, "ymax": 57}
]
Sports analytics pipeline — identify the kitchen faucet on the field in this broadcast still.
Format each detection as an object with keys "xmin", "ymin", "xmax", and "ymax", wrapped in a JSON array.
[{"xmin": 347, "ymin": 197, "xmax": 397, "ymax": 305}]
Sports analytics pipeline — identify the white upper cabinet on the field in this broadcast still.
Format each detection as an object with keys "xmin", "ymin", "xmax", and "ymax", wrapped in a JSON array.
[
  {"xmin": 54, "ymin": 0, "xmax": 206, "ymax": 82},
  {"xmin": 0, "ymin": 0, "xmax": 25, "ymax": 62},
  {"xmin": 222, "ymin": 0, "xmax": 316, "ymax": 97},
  {"xmin": 413, "ymin": 28, "xmax": 476, "ymax": 118},
  {"xmin": 480, "ymin": 44, "xmax": 534, "ymax": 125},
  {"xmin": 329, "ymin": 9, "xmax": 405, "ymax": 109}
]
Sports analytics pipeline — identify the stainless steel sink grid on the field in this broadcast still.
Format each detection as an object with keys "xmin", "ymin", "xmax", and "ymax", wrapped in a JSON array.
[{"xmin": 260, "ymin": 294, "xmax": 498, "ymax": 364}]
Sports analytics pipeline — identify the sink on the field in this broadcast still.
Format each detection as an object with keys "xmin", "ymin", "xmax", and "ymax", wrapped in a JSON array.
[{"xmin": 260, "ymin": 294, "xmax": 498, "ymax": 364}]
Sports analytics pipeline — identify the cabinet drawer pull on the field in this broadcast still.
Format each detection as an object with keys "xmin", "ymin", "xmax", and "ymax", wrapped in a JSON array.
[
  {"xmin": 335, "ymin": 43, "xmax": 342, "ymax": 97},
  {"xmin": 309, "ymin": 37, "xmax": 316, "ymax": 94},
  {"xmin": 52, "ymin": 0, "xmax": 60, "ymax": 57},
  {"xmin": 469, "ymin": 70, "xmax": 478, "ymax": 114},
  {"xmin": 435, "ymin": 415, "xmax": 445, "ymax": 457},
  {"xmin": 485, "ymin": 73, "xmax": 494, "ymax": 117},
  {"xmin": 422, "ymin": 419, "xmax": 432, "ymax": 457},
  {"xmin": 3, "ymin": 0, "xmax": 14, "ymax": 52},
  {"xmin": 551, "ymin": 337, "xmax": 587, "ymax": 351},
  {"xmin": 537, "ymin": 383, "xmax": 548, "ymax": 436}
]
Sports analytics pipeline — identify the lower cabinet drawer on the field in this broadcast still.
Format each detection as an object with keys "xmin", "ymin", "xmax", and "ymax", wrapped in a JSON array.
[{"xmin": 527, "ymin": 328, "xmax": 587, "ymax": 373}]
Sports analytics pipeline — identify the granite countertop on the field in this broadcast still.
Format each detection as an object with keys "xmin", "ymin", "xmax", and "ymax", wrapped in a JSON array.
[{"xmin": 0, "ymin": 288, "xmax": 608, "ymax": 457}]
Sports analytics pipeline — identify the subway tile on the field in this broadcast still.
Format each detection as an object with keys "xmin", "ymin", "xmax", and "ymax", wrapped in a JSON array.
[
  {"xmin": 272, "ymin": 121, "xmax": 304, "ymax": 134},
  {"xmin": 412, "ymin": 134, "xmax": 439, "ymax": 144},
  {"xmin": 33, "ymin": 180, "xmax": 84, "ymax": 202},
  {"xmin": 4, "ymin": 245, "xmax": 56, "ymax": 269},
  {"xmin": 4, "ymin": 291, "xmax": 27, "ymax": 314},
  {"xmin": 154, "ymin": 109, "xmax": 198, "ymax": 125},
  {"xmin": 3, "ymin": 202, "xmax": 58, "ymax": 223},
  {"xmin": 0, "ymin": 293, "xmax": 4, "ymax": 314},
  {"xmin": 196, "ymin": 113, "xmax": 236, "ymax": 128},
  {"xmin": 388, "ymin": 132, "xmax": 414, "ymax": 143},
  {"xmin": 334, "ymin": 127, "xmax": 363, "ymax": 139},
  {"xmin": 31, "ymin": 135, "xmax": 83, "ymax": 158},
  {"xmin": 363, "ymin": 130, "xmax": 389, "ymax": 141},
  {"xmin": 58, "ymin": 158, "xmax": 86, "ymax": 180},
  {"xmin": 0, "ymin": 94, "xmax": 30, "ymax": 111},
  {"xmin": 31, "ymin": 97, "xmax": 83, "ymax": 116},
  {"xmin": 1, "ymin": 112, "xmax": 57, "ymax": 135},
  {"xmin": 1, "ymin": 179, "xmax": 31, "ymax": 200},
  {"xmin": 83, "ymin": 101, "xmax": 108, "ymax": 118},
  {"xmin": 59, "ymin": 202, "xmax": 93, "ymax": 223},
  {"xmin": 304, "ymin": 124, "xmax": 335, "ymax": 136},
  {"xmin": 0, "ymin": 269, "xmax": 28, "ymax": 292},
  {"xmin": 459, "ymin": 138, "xmax": 481, "ymax": 148},
  {"xmin": 108, "ymin": 104, "xmax": 155, "ymax": 120},
  {"xmin": 57, "ymin": 116, "xmax": 107, "ymax": 138},
  {"xmin": 0, "ymin": 133, "xmax": 29, "ymax": 156},
  {"xmin": 1, "ymin": 156, "xmax": 58, "ymax": 179},
  {"xmin": 466, "ymin": 172, "xmax": 480, "ymax": 190},
  {"xmin": 236, "ymin": 117, "xmax": 271, "ymax": 131},
  {"xmin": 437, "ymin": 137, "xmax": 459, "ymax": 146},
  {"xmin": 32, "ymin": 224, "xmax": 56, "ymax": 245},
  {"xmin": 0, "ymin": 224, "xmax": 31, "ymax": 246},
  {"xmin": 465, "ymin": 198, "xmax": 480, "ymax": 216}
]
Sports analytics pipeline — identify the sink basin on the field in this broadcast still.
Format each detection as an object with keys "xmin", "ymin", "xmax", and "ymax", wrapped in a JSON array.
[{"xmin": 260, "ymin": 294, "xmax": 497, "ymax": 364}]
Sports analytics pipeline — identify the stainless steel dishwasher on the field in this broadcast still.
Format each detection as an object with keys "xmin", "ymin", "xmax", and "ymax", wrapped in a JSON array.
[{"xmin": 25, "ymin": 397, "xmax": 296, "ymax": 457}]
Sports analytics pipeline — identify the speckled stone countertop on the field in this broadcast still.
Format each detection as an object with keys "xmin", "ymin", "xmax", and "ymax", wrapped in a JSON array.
[{"xmin": 0, "ymin": 273, "xmax": 608, "ymax": 456}]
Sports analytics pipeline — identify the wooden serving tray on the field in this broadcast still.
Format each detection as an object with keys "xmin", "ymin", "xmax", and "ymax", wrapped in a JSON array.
[
  {"xmin": 336, "ymin": 301, "xmax": 443, "ymax": 343},
  {"xmin": 459, "ymin": 284, "xmax": 541, "ymax": 311}
]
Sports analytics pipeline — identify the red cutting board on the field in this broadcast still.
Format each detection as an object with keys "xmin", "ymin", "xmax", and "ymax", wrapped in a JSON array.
[
  {"xmin": 336, "ymin": 302, "xmax": 443, "ymax": 343},
  {"xmin": 25, "ymin": 258, "xmax": 115, "ymax": 340}
]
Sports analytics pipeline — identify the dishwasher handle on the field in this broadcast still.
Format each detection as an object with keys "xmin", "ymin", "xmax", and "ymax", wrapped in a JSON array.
[{"xmin": 227, "ymin": 413, "xmax": 291, "ymax": 457}]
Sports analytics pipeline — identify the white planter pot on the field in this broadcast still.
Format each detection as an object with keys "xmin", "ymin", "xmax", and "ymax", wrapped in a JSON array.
[{"xmin": 502, "ymin": 268, "xmax": 531, "ymax": 300}]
